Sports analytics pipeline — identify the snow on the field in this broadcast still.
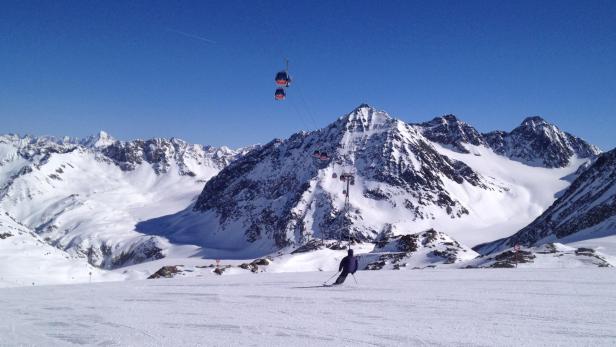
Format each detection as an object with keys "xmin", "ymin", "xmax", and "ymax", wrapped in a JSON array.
[
  {"xmin": 1, "ymin": 112, "xmax": 612, "ymax": 290},
  {"xmin": 80, "ymin": 130, "xmax": 116, "ymax": 148},
  {"xmin": 431, "ymin": 143, "xmax": 587, "ymax": 246},
  {"xmin": 1, "ymin": 269, "xmax": 615, "ymax": 346},
  {"xmin": 0, "ymin": 214, "xmax": 123, "ymax": 288},
  {"xmin": 546, "ymin": 220, "xmax": 616, "ymax": 265},
  {"xmin": 0, "ymin": 135, "xmax": 240, "ymax": 268}
]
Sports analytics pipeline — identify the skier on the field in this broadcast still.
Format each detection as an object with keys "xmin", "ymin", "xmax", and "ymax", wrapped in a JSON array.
[{"xmin": 333, "ymin": 248, "xmax": 358, "ymax": 285}]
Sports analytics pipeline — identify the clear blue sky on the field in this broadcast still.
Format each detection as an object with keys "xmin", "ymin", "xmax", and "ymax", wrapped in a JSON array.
[{"xmin": 1, "ymin": 1, "xmax": 615, "ymax": 149}]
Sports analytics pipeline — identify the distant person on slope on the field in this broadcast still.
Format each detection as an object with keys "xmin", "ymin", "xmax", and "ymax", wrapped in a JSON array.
[{"xmin": 333, "ymin": 248, "xmax": 359, "ymax": 285}]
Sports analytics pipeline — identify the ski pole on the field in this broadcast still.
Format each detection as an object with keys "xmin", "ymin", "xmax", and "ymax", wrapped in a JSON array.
[
  {"xmin": 351, "ymin": 274, "xmax": 358, "ymax": 284},
  {"xmin": 324, "ymin": 271, "xmax": 340, "ymax": 284}
]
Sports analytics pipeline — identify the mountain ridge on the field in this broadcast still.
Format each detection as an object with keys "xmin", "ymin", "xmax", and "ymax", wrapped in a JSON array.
[
  {"xmin": 138, "ymin": 104, "xmax": 597, "ymax": 258},
  {"xmin": 1, "ymin": 105, "xmax": 605, "ymax": 267}
]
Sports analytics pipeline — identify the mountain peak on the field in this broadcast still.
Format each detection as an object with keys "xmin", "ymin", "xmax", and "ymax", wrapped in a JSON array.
[
  {"xmin": 354, "ymin": 103, "xmax": 373, "ymax": 111},
  {"xmin": 483, "ymin": 115, "xmax": 600, "ymax": 168},
  {"xmin": 441, "ymin": 114, "xmax": 460, "ymax": 123},
  {"xmin": 81, "ymin": 130, "xmax": 116, "ymax": 148},
  {"xmin": 336, "ymin": 104, "xmax": 393, "ymax": 132},
  {"xmin": 521, "ymin": 116, "xmax": 548, "ymax": 127},
  {"xmin": 416, "ymin": 114, "xmax": 484, "ymax": 153}
]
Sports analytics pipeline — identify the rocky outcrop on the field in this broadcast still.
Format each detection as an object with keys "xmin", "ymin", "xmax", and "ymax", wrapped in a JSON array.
[
  {"xmin": 470, "ymin": 243, "xmax": 612, "ymax": 268},
  {"xmin": 361, "ymin": 229, "xmax": 478, "ymax": 270},
  {"xmin": 416, "ymin": 115, "xmax": 486, "ymax": 153},
  {"xmin": 148, "ymin": 265, "xmax": 183, "ymax": 279}
]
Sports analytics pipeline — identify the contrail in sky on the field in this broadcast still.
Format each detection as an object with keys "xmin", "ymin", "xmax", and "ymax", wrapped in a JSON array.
[{"xmin": 166, "ymin": 28, "xmax": 217, "ymax": 44}]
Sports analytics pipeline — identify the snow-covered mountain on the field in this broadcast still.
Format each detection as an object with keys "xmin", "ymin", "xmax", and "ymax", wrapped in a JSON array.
[
  {"xmin": 475, "ymin": 147, "xmax": 616, "ymax": 255},
  {"xmin": 415, "ymin": 114, "xmax": 487, "ymax": 153},
  {"xmin": 0, "ymin": 132, "xmax": 244, "ymax": 268},
  {"xmin": 138, "ymin": 105, "xmax": 598, "ymax": 258},
  {"xmin": 483, "ymin": 116, "xmax": 600, "ymax": 168},
  {"xmin": 417, "ymin": 114, "xmax": 600, "ymax": 167}
]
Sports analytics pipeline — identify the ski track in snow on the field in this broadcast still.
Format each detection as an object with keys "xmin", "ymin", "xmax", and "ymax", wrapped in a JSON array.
[{"xmin": 1, "ymin": 269, "xmax": 615, "ymax": 346}]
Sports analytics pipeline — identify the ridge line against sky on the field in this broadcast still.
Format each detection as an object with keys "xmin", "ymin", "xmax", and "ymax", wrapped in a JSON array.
[
  {"xmin": 1, "ymin": 1, "xmax": 614, "ymax": 149},
  {"xmin": 0, "ymin": 109, "xmax": 605, "ymax": 152}
]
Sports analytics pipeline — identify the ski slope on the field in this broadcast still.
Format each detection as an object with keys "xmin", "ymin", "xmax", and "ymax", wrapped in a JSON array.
[
  {"xmin": 0, "ymin": 213, "xmax": 124, "ymax": 288},
  {"xmin": 1, "ymin": 269, "xmax": 614, "ymax": 346}
]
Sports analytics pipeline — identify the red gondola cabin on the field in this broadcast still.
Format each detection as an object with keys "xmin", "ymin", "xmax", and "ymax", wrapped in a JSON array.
[
  {"xmin": 274, "ymin": 88, "xmax": 286, "ymax": 100},
  {"xmin": 275, "ymin": 71, "xmax": 291, "ymax": 87}
]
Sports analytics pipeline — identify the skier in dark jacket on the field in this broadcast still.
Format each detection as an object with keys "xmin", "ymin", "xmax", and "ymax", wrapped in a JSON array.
[{"xmin": 333, "ymin": 248, "xmax": 359, "ymax": 285}]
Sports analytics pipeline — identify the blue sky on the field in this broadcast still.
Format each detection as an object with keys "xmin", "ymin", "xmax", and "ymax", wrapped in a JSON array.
[{"xmin": 1, "ymin": 1, "xmax": 615, "ymax": 149}]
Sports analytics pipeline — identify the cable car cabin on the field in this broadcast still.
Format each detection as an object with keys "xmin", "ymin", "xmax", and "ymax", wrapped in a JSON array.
[
  {"xmin": 274, "ymin": 88, "xmax": 286, "ymax": 100},
  {"xmin": 275, "ymin": 71, "xmax": 291, "ymax": 86}
]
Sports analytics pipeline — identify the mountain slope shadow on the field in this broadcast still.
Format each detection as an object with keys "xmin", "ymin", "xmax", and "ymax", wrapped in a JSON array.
[{"xmin": 136, "ymin": 205, "xmax": 280, "ymax": 259}]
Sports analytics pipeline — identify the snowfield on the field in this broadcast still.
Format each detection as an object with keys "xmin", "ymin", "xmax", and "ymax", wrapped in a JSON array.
[{"xmin": 1, "ymin": 269, "xmax": 615, "ymax": 346}]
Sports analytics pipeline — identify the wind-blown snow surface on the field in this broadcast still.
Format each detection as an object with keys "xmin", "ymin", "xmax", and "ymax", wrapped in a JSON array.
[{"xmin": 1, "ymin": 270, "xmax": 615, "ymax": 346}]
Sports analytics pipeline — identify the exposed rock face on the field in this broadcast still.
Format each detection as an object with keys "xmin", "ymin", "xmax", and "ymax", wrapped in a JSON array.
[
  {"xmin": 416, "ymin": 114, "xmax": 599, "ymax": 168},
  {"xmin": 110, "ymin": 237, "xmax": 165, "ymax": 268},
  {"xmin": 486, "ymin": 250, "xmax": 536, "ymax": 268},
  {"xmin": 469, "ymin": 243, "xmax": 612, "ymax": 268},
  {"xmin": 475, "ymin": 148, "xmax": 616, "ymax": 255},
  {"xmin": 483, "ymin": 116, "xmax": 600, "ymax": 168},
  {"xmin": 148, "ymin": 265, "xmax": 183, "ymax": 279},
  {"xmin": 189, "ymin": 105, "xmax": 492, "ymax": 252},
  {"xmin": 101, "ymin": 138, "xmax": 242, "ymax": 175},
  {"xmin": 416, "ymin": 115, "xmax": 486, "ymax": 153},
  {"xmin": 361, "ymin": 229, "xmax": 478, "ymax": 270}
]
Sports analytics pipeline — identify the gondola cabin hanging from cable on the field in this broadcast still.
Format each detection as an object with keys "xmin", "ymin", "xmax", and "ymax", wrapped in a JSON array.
[
  {"xmin": 275, "ymin": 71, "xmax": 291, "ymax": 87},
  {"xmin": 274, "ymin": 59, "xmax": 291, "ymax": 101},
  {"xmin": 274, "ymin": 88, "xmax": 286, "ymax": 100}
]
